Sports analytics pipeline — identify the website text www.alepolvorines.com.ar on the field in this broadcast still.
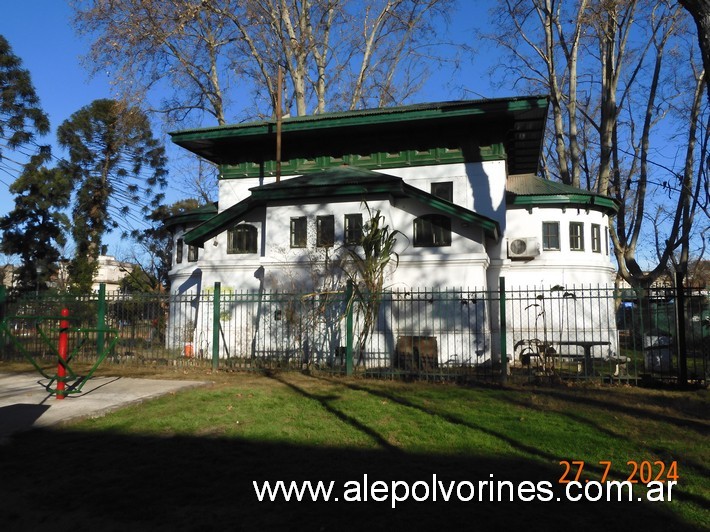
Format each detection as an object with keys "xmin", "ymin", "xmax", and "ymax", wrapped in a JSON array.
[{"xmin": 253, "ymin": 474, "xmax": 676, "ymax": 508}]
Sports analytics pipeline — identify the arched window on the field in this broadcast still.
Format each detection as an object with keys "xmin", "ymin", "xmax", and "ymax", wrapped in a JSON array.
[
  {"xmin": 413, "ymin": 215, "xmax": 451, "ymax": 247},
  {"xmin": 228, "ymin": 224, "xmax": 258, "ymax": 254}
]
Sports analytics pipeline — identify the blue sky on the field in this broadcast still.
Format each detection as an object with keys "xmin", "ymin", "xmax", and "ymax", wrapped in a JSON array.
[{"xmin": 1, "ymin": 1, "xmax": 500, "ymax": 258}]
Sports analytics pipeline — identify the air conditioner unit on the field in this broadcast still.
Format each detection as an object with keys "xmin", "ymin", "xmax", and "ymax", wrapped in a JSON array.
[{"xmin": 508, "ymin": 237, "xmax": 540, "ymax": 259}]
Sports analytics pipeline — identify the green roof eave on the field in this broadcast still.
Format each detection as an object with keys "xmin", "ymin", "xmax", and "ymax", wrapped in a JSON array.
[
  {"xmin": 162, "ymin": 203, "xmax": 218, "ymax": 229},
  {"xmin": 169, "ymin": 96, "xmax": 549, "ymax": 175},
  {"xmin": 183, "ymin": 200, "xmax": 253, "ymax": 246},
  {"xmin": 399, "ymin": 183, "xmax": 499, "ymax": 240},
  {"xmin": 508, "ymin": 193, "xmax": 619, "ymax": 214},
  {"xmin": 183, "ymin": 168, "xmax": 500, "ymax": 245},
  {"xmin": 171, "ymin": 96, "xmax": 548, "ymax": 144}
]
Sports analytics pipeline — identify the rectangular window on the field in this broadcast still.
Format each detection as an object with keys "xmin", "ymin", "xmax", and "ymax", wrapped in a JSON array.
[
  {"xmin": 569, "ymin": 222, "xmax": 584, "ymax": 251},
  {"xmin": 344, "ymin": 213, "xmax": 363, "ymax": 245},
  {"xmin": 605, "ymin": 227, "xmax": 609, "ymax": 255},
  {"xmin": 187, "ymin": 245, "xmax": 199, "ymax": 262},
  {"xmin": 591, "ymin": 224, "xmax": 601, "ymax": 253},
  {"xmin": 176, "ymin": 238, "xmax": 184, "ymax": 264},
  {"xmin": 290, "ymin": 217, "xmax": 307, "ymax": 248},
  {"xmin": 316, "ymin": 215, "xmax": 335, "ymax": 247},
  {"xmin": 431, "ymin": 182, "xmax": 453, "ymax": 202},
  {"xmin": 542, "ymin": 222, "xmax": 560, "ymax": 250},
  {"xmin": 414, "ymin": 215, "xmax": 451, "ymax": 247}
]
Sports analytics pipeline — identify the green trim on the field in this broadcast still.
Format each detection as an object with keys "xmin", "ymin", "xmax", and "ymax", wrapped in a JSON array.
[
  {"xmin": 400, "ymin": 183, "xmax": 499, "ymax": 239},
  {"xmin": 163, "ymin": 203, "xmax": 218, "ymax": 229},
  {"xmin": 183, "ymin": 201, "xmax": 253, "ymax": 246},
  {"xmin": 219, "ymin": 145, "xmax": 505, "ymax": 179},
  {"xmin": 183, "ymin": 168, "xmax": 500, "ymax": 246},
  {"xmin": 171, "ymin": 96, "xmax": 549, "ymax": 176},
  {"xmin": 508, "ymin": 194, "xmax": 618, "ymax": 214},
  {"xmin": 171, "ymin": 96, "xmax": 548, "ymax": 142}
]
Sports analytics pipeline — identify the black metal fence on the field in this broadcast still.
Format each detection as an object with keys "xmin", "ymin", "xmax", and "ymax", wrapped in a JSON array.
[{"xmin": 0, "ymin": 282, "xmax": 707, "ymax": 385}]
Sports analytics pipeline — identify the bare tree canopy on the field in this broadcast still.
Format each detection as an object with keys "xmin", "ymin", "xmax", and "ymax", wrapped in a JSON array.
[
  {"xmin": 487, "ymin": 0, "xmax": 709, "ymax": 287},
  {"xmin": 680, "ymin": 0, "xmax": 710, "ymax": 101},
  {"xmin": 71, "ymin": 0, "xmax": 455, "ymax": 125}
]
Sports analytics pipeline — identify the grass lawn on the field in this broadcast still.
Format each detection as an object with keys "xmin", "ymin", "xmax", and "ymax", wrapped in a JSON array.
[{"xmin": 0, "ymin": 366, "xmax": 708, "ymax": 531}]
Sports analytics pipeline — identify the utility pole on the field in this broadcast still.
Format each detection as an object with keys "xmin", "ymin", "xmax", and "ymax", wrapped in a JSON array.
[{"xmin": 276, "ymin": 67, "xmax": 283, "ymax": 183}]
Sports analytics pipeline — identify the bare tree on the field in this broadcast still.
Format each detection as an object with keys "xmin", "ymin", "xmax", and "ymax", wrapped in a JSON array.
[
  {"xmin": 71, "ymin": 0, "xmax": 455, "ymax": 122},
  {"xmin": 488, "ymin": 0, "xmax": 709, "ymax": 288},
  {"xmin": 680, "ymin": 0, "xmax": 710, "ymax": 101},
  {"xmin": 72, "ymin": 0, "xmax": 236, "ymax": 126}
]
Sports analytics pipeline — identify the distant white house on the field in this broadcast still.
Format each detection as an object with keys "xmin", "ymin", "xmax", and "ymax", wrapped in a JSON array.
[
  {"xmin": 90, "ymin": 255, "xmax": 136, "ymax": 293},
  {"xmin": 164, "ymin": 97, "xmax": 620, "ymax": 366},
  {"xmin": 1, "ymin": 255, "xmax": 135, "ymax": 293}
]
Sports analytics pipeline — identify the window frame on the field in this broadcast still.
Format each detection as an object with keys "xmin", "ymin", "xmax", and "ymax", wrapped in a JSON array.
[
  {"xmin": 413, "ymin": 214, "xmax": 452, "ymax": 247},
  {"xmin": 542, "ymin": 221, "xmax": 560, "ymax": 251},
  {"xmin": 431, "ymin": 181, "xmax": 453, "ymax": 202},
  {"xmin": 344, "ymin": 213, "xmax": 363, "ymax": 245},
  {"xmin": 316, "ymin": 215, "xmax": 335, "ymax": 247},
  {"xmin": 290, "ymin": 217, "xmax": 307, "ymax": 248},
  {"xmin": 176, "ymin": 238, "xmax": 184, "ymax": 264},
  {"xmin": 227, "ymin": 224, "xmax": 258, "ymax": 254},
  {"xmin": 187, "ymin": 244, "xmax": 199, "ymax": 262},
  {"xmin": 569, "ymin": 222, "xmax": 585, "ymax": 251},
  {"xmin": 591, "ymin": 223, "xmax": 601, "ymax": 253}
]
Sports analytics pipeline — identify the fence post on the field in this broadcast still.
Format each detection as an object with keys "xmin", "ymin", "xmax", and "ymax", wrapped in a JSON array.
[
  {"xmin": 675, "ymin": 271, "xmax": 688, "ymax": 388},
  {"xmin": 212, "ymin": 282, "xmax": 221, "ymax": 371},
  {"xmin": 97, "ymin": 283, "xmax": 106, "ymax": 356},
  {"xmin": 345, "ymin": 280, "xmax": 354, "ymax": 376},
  {"xmin": 499, "ymin": 277, "xmax": 507, "ymax": 384},
  {"xmin": 57, "ymin": 308, "xmax": 70, "ymax": 400}
]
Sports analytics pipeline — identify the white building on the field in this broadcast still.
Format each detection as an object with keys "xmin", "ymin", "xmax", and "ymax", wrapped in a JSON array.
[{"xmin": 164, "ymin": 97, "xmax": 619, "ymax": 368}]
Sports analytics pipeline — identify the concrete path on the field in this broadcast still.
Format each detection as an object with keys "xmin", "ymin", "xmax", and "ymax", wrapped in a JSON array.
[{"xmin": 0, "ymin": 372, "xmax": 208, "ymax": 440}]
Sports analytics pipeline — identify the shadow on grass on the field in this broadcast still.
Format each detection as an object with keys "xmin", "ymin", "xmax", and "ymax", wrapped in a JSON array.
[
  {"xmin": 301, "ymin": 374, "xmax": 708, "ymax": 527},
  {"xmin": 0, "ymin": 427, "xmax": 700, "ymax": 532}
]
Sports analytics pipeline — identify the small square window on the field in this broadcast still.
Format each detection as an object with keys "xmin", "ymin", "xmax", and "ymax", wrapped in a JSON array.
[
  {"xmin": 344, "ymin": 213, "xmax": 363, "ymax": 245},
  {"xmin": 317, "ymin": 215, "xmax": 335, "ymax": 247},
  {"xmin": 290, "ymin": 217, "xmax": 307, "ymax": 248},
  {"xmin": 542, "ymin": 222, "xmax": 560, "ymax": 250},
  {"xmin": 591, "ymin": 224, "xmax": 601, "ymax": 253},
  {"xmin": 569, "ymin": 222, "xmax": 584, "ymax": 251},
  {"xmin": 431, "ymin": 182, "xmax": 453, "ymax": 202}
]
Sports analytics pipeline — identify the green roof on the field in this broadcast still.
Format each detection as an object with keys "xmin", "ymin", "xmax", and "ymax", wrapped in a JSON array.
[
  {"xmin": 171, "ymin": 96, "xmax": 549, "ymax": 176},
  {"xmin": 183, "ymin": 167, "xmax": 500, "ymax": 246},
  {"xmin": 162, "ymin": 202, "xmax": 218, "ymax": 229},
  {"xmin": 506, "ymin": 174, "xmax": 618, "ymax": 213}
]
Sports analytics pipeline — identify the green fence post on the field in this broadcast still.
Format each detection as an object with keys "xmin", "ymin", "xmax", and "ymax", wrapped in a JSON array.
[
  {"xmin": 345, "ymin": 280, "xmax": 354, "ymax": 376},
  {"xmin": 97, "ymin": 283, "xmax": 106, "ymax": 356},
  {"xmin": 499, "ymin": 276, "xmax": 507, "ymax": 384},
  {"xmin": 675, "ymin": 271, "xmax": 688, "ymax": 388},
  {"xmin": 212, "ymin": 282, "xmax": 221, "ymax": 371}
]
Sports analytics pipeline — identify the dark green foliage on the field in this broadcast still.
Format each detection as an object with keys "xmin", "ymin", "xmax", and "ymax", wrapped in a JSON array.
[
  {"xmin": 57, "ymin": 99, "xmax": 167, "ymax": 292},
  {"xmin": 0, "ymin": 35, "xmax": 49, "ymax": 157},
  {"xmin": 0, "ymin": 34, "xmax": 50, "ymax": 167},
  {"xmin": 0, "ymin": 165, "xmax": 71, "ymax": 292}
]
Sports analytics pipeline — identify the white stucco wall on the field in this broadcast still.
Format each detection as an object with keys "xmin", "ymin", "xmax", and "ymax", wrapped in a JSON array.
[{"xmin": 496, "ymin": 205, "xmax": 615, "ymax": 289}]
